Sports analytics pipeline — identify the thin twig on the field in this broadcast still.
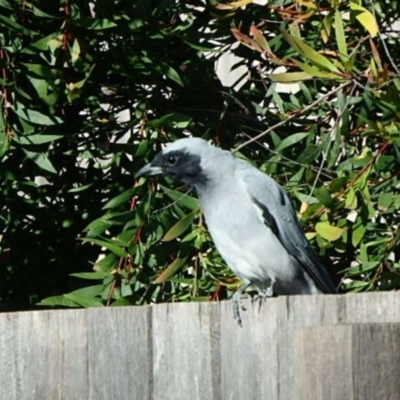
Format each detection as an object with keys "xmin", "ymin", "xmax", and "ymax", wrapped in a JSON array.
[
  {"xmin": 221, "ymin": 91, "xmax": 250, "ymax": 115},
  {"xmin": 153, "ymin": 187, "xmax": 194, "ymax": 214},
  {"xmin": 348, "ymin": 35, "xmax": 370, "ymax": 59},
  {"xmin": 240, "ymin": 132, "xmax": 334, "ymax": 179},
  {"xmin": 379, "ymin": 33, "xmax": 400, "ymax": 77},
  {"xmin": 371, "ymin": 6, "xmax": 400, "ymax": 78},
  {"xmin": 233, "ymin": 81, "xmax": 353, "ymax": 153}
]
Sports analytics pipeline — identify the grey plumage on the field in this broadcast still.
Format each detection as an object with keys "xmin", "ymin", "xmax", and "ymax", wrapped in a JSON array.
[{"xmin": 136, "ymin": 137, "xmax": 336, "ymax": 324}]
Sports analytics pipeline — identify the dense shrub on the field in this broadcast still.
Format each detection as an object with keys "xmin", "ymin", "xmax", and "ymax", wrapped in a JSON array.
[{"xmin": 1, "ymin": 0, "xmax": 399, "ymax": 310}]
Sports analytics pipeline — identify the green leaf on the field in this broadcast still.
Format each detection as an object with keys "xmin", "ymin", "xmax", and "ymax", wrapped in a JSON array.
[
  {"xmin": 162, "ymin": 211, "xmax": 196, "ymax": 241},
  {"xmin": 37, "ymin": 295, "xmax": 80, "ymax": 308},
  {"xmin": 281, "ymin": 29, "xmax": 341, "ymax": 72},
  {"xmin": 74, "ymin": 18, "xmax": 117, "ymax": 30},
  {"xmin": 395, "ymin": 194, "xmax": 400, "ymax": 209},
  {"xmin": 95, "ymin": 253, "xmax": 119, "ymax": 272},
  {"xmin": 314, "ymin": 186, "xmax": 334, "ymax": 208},
  {"xmin": 154, "ymin": 256, "xmax": 188, "ymax": 283},
  {"xmin": 160, "ymin": 185, "xmax": 199, "ymax": 211},
  {"xmin": 250, "ymin": 25, "xmax": 271, "ymax": 53},
  {"xmin": 352, "ymin": 220, "xmax": 366, "ymax": 247},
  {"xmin": 65, "ymin": 293, "xmax": 104, "ymax": 308},
  {"xmin": 0, "ymin": 14, "xmax": 38, "ymax": 35},
  {"xmin": 103, "ymin": 188, "xmax": 136, "ymax": 209},
  {"xmin": 68, "ymin": 183, "xmax": 94, "ymax": 193},
  {"xmin": 134, "ymin": 140, "xmax": 149, "ymax": 156},
  {"xmin": 164, "ymin": 66, "xmax": 184, "ymax": 86},
  {"xmin": 329, "ymin": 177, "xmax": 348, "ymax": 193},
  {"xmin": 292, "ymin": 60, "xmax": 340, "ymax": 79},
  {"xmin": 269, "ymin": 72, "xmax": 313, "ymax": 82},
  {"xmin": 22, "ymin": 150, "xmax": 57, "ymax": 174},
  {"xmin": 147, "ymin": 113, "xmax": 191, "ymax": 128},
  {"xmin": 345, "ymin": 188, "xmax": 358, "ymax": 210},
  {"xmin": 334, "ymin": 10, "xmax": 348, "ymax": 60},
  {"xmin": 24, "ymin": 2, "xmax": 60, "ymax": 18},
  {"xmin": 21, "ymin": 63, "xmax": 62, "ymax": 79},
  {"xmin": 82, "ymin": 238, "xmax": 128, "ymax": 258},
  {"xmin": 378, "ymin": 193, "xmax": 392, "ymax": 211},
  {"xmin": 321, "ymin": 10, "xmax": 334, "ymax": 43},
  {"xmin": 70, "ymin": 284, "xmax": 106, "ymax": 297},
  {"xmin": 111, "ymin": 298, "xmax": 134, "ymax": 307},
  {"xmin": 13, "ymin": 105, "xmax": 63, "ymax": 125},
  {"xmin": 70, "ymin": 272, "xmax": 110, "ymax": 280},
  {"xmin": 16, "ymin": 134, "xmax": 63, "ymax": 145},
  {"xmin": 120, "ymin": 279, "xmax": 133, "ymax": 297},
  {"xmin": 85, "ymin": 216, "xmax": 113, "ymax": 237},
  {"xmin": 315, "ymin": 222, "xmax": 345, "ymax": 241},
  {"xmin": 0, "ymin": 121, "xmax": 9, "ymax": 157},
  {"xmin": 275, "ymin": 132, "xmax": 309, "ymax": 152},
  {"xmin": 70, "ymin": 39, "xmax": 81, "ymax": 64},
  {"xmin": 346, "ymin": 261, "xmax": 379, "ymax": 277},
  {"xmin": 297, "ymin": 144, "xmax": 321, "ymax": 164}
]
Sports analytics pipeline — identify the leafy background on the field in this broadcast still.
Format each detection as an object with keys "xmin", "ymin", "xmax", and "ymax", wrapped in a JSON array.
[{"xmin": 0, "ymin": 0, "xmax": 399, "ymax": 311}]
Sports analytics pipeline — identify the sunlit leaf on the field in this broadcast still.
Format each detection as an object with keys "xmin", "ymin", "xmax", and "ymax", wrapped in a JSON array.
[
  {"xmin": 269, "ymin": 72, "xmax": 313, "ymax": 82},
  {"xmin": 315, "ymin": 222, "xmax": 346, "ymax": 241},
  {"xmin": 281, "ymin": 28, "xmax": 341, "ymax": 72},
  {"xmin": 350, "ymin": 2, "xmax": 379, "ymax": 38},
  {"xmin": 334, "ymin": 10, "xmax": 348, "ymax": 60}
]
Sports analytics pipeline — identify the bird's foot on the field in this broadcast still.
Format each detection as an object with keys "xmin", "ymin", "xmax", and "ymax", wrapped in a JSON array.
[
  {"xmin": 232, "ymin": 282, "xmax": 252, "ymax": 327},
  {"xmin": 252, "ymin": 286, "xmax": 274, "ymax": 312},
  {"xmin": 232, "ymin": 291, "xmax": 250, "ymax": 327}
]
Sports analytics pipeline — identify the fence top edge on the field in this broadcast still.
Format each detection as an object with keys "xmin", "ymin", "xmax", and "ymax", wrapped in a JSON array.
[{"xmin": 0, "ymin": 291, "xmax": 397, "ymax": 319}]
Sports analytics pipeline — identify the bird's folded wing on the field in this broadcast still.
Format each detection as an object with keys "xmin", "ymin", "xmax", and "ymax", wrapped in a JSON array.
[{"xmin": 236, "ymin": 164, "xmax": 337, "ymax": 294}]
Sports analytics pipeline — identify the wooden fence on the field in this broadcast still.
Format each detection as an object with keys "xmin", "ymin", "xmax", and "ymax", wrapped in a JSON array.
[{"xmin": 1, "ymin": 292, "xmax": 400, "ymax": 400}]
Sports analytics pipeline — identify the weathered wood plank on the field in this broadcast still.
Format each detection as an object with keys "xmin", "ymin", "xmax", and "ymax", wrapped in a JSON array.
[
  {"xmin": 218, "ymin": 299, "xmax": 279, "ymax": 400},
  {"xmin": 151, "ymin": 301, "xmax": 215, "ymax": 400},
  {"xmin": 294, "ymin": 323, "xmax": 400, "ymax": 400},
  {"xmin": 0, "ymin": 309, "xmax": 88, "ymax": 400},
  {"xmin": 87, "ymin": 307, "xmax": 151, "ymax": 400}
]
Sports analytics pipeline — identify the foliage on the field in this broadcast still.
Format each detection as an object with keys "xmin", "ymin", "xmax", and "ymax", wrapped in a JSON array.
[{"xmin": 0, "ymin": 0, "xmax": 399, "ymax": 311}]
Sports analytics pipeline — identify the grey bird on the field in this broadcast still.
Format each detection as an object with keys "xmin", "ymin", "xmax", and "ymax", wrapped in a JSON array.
[{"xmin": 136, "ymin": 137, "xmax": 337, "ymax": 325}]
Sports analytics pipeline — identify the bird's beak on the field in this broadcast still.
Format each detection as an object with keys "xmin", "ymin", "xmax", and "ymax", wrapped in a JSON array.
[{"xmin": 135, "ymin": 163, "xmax": 163, "ymax": 179}]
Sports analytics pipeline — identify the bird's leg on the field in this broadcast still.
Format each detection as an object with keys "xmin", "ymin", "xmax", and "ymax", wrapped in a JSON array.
[{"xmin": 232, "ymin": 281, "xmax": 252, "ymax": 327}]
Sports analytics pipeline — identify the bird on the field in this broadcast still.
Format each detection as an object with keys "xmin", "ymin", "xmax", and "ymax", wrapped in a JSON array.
[{"xmin": 135, "ymin": 137, "xmax": 337, "ymax": 325}]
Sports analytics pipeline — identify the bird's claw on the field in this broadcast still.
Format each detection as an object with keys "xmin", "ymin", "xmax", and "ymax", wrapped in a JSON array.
[
  {"xmin": 252, "ymin": 286, "xmax": 274, "ymax": 312},
  {"xmin": 233, "ymin": 301, "xmax": 243, "ymax": 327}
]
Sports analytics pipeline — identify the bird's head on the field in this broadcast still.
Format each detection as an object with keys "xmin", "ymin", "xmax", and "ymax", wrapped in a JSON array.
[{"xmin": 135, "ymin": 137, "xmax": 217, "ymax": 188}]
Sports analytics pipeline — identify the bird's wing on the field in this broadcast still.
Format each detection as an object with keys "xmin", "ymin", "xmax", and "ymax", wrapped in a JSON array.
[{"xmin": 236, "ymin": 163, "xmax": 337, "ymax": 294}]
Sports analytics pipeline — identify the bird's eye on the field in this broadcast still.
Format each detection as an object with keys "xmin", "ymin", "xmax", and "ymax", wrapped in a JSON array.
[{"xmin": 167, "ymin": 156, "xmax": 177, "ymax": 165}]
